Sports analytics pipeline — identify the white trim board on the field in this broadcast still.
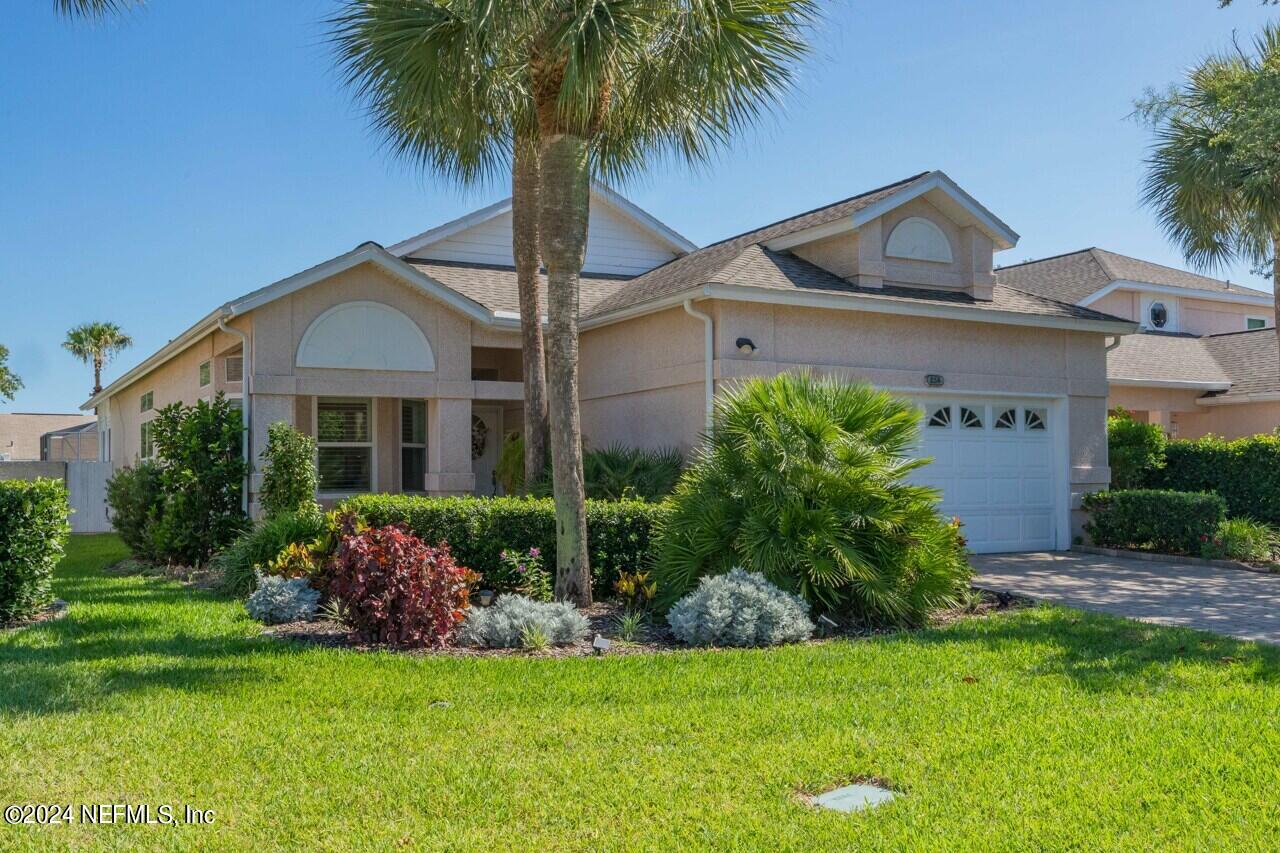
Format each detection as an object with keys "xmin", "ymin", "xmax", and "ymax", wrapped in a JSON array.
[{"xmin": 1079, "ymin": 279, "xmax": 1274, "ymax": 309}]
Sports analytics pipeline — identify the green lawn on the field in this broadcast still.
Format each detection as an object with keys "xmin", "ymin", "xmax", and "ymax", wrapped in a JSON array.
[{"xmin": 2, "ymin": 535, "xmax": 1279, "ymax": 851}]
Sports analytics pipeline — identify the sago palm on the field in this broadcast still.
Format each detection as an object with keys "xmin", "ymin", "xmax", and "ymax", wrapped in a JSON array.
[
  {"xmin": 1137, "ymin": 23, "xmax": 1280, "ymax": 361},
  {"xmin": 332, "ymin": 0, "xmax": 816, "ymax": 606},
  {"xmin": 63, "ymin": 321, "xmax": 133, "ymax": 396},
  {"xmin": 653, "ymin": 373, "xmax": 970, "ymax": 626}
]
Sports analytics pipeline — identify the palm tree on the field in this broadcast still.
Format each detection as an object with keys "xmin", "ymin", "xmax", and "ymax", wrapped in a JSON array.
[
  {"xmin": 63, "ymin": 322, "xmax": 133, "ymax": 396},
  {"xmin": 1136, "ymin": 24, "xmax": 1280, "ymax": 362},
  {"xmin": 0, "ymin": 344, "xmax": 22, "ymax": 402},
  {"xmin": 333, "ymin": 0, "xmax": 816, "ymax": 605},
  {"xmin": 53, "ymin": 0, "xmax": 143, "ymax": 17}
]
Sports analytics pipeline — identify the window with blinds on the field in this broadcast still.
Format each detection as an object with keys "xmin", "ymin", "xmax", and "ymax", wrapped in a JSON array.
[
  {"xmin": 317, "ymin": 397, "xmax": 372, "ymax": 492},
  {"xmin": 401, "ymin": 400, "xmax": 426, "ymax": 492}
]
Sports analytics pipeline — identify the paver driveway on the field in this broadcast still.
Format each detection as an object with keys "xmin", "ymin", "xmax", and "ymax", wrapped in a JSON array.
[{"xmin": 972, "ymin": 551, "xmax": 1280, "ymax": 644}]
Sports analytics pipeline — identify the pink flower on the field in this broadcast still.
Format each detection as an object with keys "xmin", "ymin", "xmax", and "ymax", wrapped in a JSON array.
[{"xmin": 528, "ymin": 547, "xmax": 540, "ymax": 558}]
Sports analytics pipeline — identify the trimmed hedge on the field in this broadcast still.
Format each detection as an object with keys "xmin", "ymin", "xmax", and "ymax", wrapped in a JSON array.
[
  {"xmin": 340, "ymin": 495, "xmax": 664, "ymax": 594},
  {"xmin": 1083, "ymin": 489, "xmax": 1226, "ymax": 555},
  {"xmin": 0, "ymin": 478, "xmax": 70, "ymax": 622},
  {"xmin": 1148, "ymin": 433, "xmax": 1280, "ymax": 525}
]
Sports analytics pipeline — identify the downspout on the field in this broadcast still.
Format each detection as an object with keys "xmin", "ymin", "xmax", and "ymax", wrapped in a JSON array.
[
  {"xmin": 683, "ymin": 299, "xmax": 714, "ymax": 432},
  {"xmin": 1104, "ymin": 334, "xmax": 1123, "ymax": 353},
  {"xmin": 218, "ymin": 313, "xmax": 252, "ymax": 514}
]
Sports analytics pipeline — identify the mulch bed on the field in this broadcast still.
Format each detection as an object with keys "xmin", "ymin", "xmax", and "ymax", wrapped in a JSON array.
[
  {"xmin": 263, "ymin": 589, "xmax": 1029, "ymax": 659},
  {"xmin": 1, "ymin": 599, "xmax": 68, "ymax": 632}
]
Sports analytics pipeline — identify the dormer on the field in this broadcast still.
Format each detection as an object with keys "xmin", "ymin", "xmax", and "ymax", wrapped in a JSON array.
[{"xmin": 763, "ymin": 171, "xmax": 1018, "ymax": 301}]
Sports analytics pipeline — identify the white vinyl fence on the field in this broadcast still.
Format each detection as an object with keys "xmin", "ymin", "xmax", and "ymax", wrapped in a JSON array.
[{"xmin": 0, "ymin": 460, "xmax": 113, "ymax": 534}]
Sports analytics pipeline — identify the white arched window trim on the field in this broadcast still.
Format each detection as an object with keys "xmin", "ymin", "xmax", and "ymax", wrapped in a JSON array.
[
  {"xmin": 296, "ymin": 300, "xmax": 436, "ymax": 371},
  {"xmin": 885, "ymin": 216, "xmax": 954, "ymax": 264}
]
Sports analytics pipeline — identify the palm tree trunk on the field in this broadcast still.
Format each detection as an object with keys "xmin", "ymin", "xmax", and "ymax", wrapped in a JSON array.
[
  {"xmin": 512, "ymin": 136, "xmax": 549, "ymax": 493},
  {"xmin": 1273, "ymin": 239, "xmax": 1280, "ymax": 364},
  {"xmin": 537, "ymin": 129, "xmax": 592, "ymax": 606},
  {"xmin": 93, "ymin": 356, "xmax": 103, "ymax": 395}
]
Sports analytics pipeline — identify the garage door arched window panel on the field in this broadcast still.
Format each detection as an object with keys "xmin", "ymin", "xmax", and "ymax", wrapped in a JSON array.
[
  {"xmin": 994, "ymin": 408, "xmax": 1017, "ymax": 430},
  {"xmin": 296, "ymin": 301, "xmax": 435, "ymax": 372},
  {"xmin": 960, "ymin": 406, "xmax": 984, "ymax": 430},
  {"xmin": 1023, "ymin": 407, "xmax": 1047, "ymax": 431},
  {"xmin": 926, "ymin": 404, "xmax": 953, "ymax": 429}
]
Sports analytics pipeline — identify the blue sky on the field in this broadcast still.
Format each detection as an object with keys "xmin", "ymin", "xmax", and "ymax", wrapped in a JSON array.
[{"xmin": 2, "ymin": 0, "xmax": 1277, "ymax": 414}]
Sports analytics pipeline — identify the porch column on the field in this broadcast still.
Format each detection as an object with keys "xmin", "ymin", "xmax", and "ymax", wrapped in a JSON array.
[{"xmin": 425, "ymin": 397, "xmax": 475, "ymax": 495}]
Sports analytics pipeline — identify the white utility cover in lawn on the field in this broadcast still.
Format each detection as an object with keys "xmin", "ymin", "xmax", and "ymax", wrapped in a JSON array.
[{"xmin": 909, "ymin": 399, "xmax": 1057, "ymax": 553}]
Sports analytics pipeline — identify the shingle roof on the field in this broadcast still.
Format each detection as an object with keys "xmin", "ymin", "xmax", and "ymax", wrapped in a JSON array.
[
  {"xmin": 666, "ymin": 244, "xmax": 1125, "ymax": 322},
  {"xmin": 405, "ymin": 258, "xmax": 631, "ymax": 316},
  {"xmin": 997, "ymin": 247, "xmax": 1270, "ymax": 303},
  {"xmin": 1107, "ymin": 332, "xmax": 1231, "ymax": 386},
  {"xmin": 584, "ymin": 172, "xmax": 933, "ymax": 318},
  {"xmin": 1203, "ymin": 329, "xmax": 1280, "ymax": 400}
]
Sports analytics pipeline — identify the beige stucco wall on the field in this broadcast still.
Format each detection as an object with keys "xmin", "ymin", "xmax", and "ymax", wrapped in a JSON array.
[
  {"xmin": 1089, "ymin": 288, "xmax": 1273, "ymax": 335},
  {"xmin": 0, "ymin": 413, "xmax": 93, "ymax": 461},
  {"xmin": 1170, "ymin": 401, "xmax": 1280, "ymax": 440},
  {"xmin": 581, "ymin": 299, "xmax": 1112, "ymax": 538},
  {"xmin": 103, "ymin": 325, "xmax": 245, "ymax": 467}
]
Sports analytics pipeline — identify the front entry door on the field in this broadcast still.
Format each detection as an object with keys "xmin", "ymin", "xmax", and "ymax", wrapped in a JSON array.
[{"xmin": 471, "ymin": 407, "xmax": 502, "ymax": 496}]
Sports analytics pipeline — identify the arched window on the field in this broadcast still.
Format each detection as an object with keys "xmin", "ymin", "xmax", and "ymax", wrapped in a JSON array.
[
  {"xmin": 296, "ymin": 301, "xmax": 435, "ymax": 371},
  {"xmin": 885, "ymin": 217, "xmax": 954, "ymax": 263}
]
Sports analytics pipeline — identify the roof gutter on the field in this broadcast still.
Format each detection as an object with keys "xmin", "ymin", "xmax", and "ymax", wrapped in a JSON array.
[
  {"xmin": 1196, "ymin": 391, "xmax": 1280, "ymax": 406},
  {"xmin": 1109, "ymin": 377, "xmax": 1231, "ymax": 391},
  {"xmin": 217, "ymin": 314, "xmax": 252, "ymax": 514},
  {"xmin": 683, "ymin": 299, "xmax": 714, "ymax": 432}
]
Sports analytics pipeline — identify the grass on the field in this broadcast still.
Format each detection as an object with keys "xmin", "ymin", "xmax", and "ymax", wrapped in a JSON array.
[{"xmin": 2, "ymin": 535, "xmax": 1279, "ymax": 850}]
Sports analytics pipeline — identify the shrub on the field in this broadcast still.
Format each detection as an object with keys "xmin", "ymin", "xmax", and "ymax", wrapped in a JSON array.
[
  {"xmin": 496, "ymin": 547, "xmax": 551, "ymax": 600},
  {"xmin": 1149, "ymin": 432, "xmax": 1280, "ymax": 525},
  {"xmin": 495, "ymin": 435, "xmax": 682, "ymax": 501},
  {"xmin": 1201, "ymin": 518, "xmax": 1276, "ymax": 563},
  {"xmin": 0, "ymin": 479, "xmax": 70, "ymax": 622},
  {"xmin": 613, "ymin": 570, "xmax": 656, "ymax": 611},
  {"xmin": 328, "ymin": 519, "xmax": 478, "ymax": 648},
  {"xmin": 652, "ymin": 373, "xmax": 970, "ymax": 626},
  {"xmin": 458, "ymin": 594, "xmax": 590, "ymax": 648},
  {"xmin": 666, "ymin": 569, "xmax": 814, "ymax": 648},
  {"xmin": 105, "ymin": 461, "xmax": 165, "ymax": 560},
  {"xmin": 258, "ymin": 421, "xmax": 319, "ymax": 519},
  {"xmin": 1107, "ymin": 409, "xmax": 1166, "ymax": 490},
  {"xmin": 245, "ymin": 572, "xmax": 320, "ymax": 624},
  {"xmin": 150, "ymin": 394, "xmax": 248, "ymax": 565},
  {"xmin": 340, "ymin": 495, "xmax": 663, "ymax": 597},
  {"xmin": 212, "ymin": 508, "xmax": 326, "ymax": 597},
  {"xmin": 1083, "ymin": 489, "xmax": 1226, "ymax": 554}
]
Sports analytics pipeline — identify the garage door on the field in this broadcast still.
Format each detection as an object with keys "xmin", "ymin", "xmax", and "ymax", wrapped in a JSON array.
[{"xmin": 909, "ymin": 399, "xmax": 1057, "ymax": 553}]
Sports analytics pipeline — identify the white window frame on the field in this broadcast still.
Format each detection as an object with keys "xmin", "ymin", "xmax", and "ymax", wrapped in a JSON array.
[
  {"xmin": 139, "ymin": 419, "xmax": 156, "ymax": 460},
  {"xmin": 400, "ymin": 399, "xmax": 427, "ymax": 493},
  {"xmin": 198, "ymin": 360, "xmax": 211, "ymax": 388},
  {"xmin": 140, "ymin": 390, "xmax": 154, "ymax": 412},
  {"xmin": 1247, "ymin": 316, "xmax": 1268, "ymax": 331},
  {"xmin": 313, "ymin": 396, "xmax": 377, "ymax": 497},
  {"xmin": 1140, "ymin": 295, "xmax": 1178, "ymax": 332}
]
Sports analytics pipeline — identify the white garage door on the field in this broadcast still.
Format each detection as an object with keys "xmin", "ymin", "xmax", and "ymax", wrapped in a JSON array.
[{"xmin": 909, "ymin": 399, "xmax": 1057, "ymax": 553}]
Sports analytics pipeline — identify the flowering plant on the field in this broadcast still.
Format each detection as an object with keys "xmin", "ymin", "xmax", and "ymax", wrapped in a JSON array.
[
  {"xmin": 498, "ymin": 547, "xmax": 552, "ymax": 601},
  {"xmin": 328, "ymin": 514, "xmax": 479, "ymax": 648}
]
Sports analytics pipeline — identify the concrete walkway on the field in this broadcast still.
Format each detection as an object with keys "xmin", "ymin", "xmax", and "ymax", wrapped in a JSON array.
[{"xmin": 972, "ymin": 551, "xmax": 1280, "ymax": 644}]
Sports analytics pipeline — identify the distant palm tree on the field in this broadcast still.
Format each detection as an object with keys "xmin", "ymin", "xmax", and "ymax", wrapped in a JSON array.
[
  {"xmin": 333, "ymin": 0, "xmax": 816, "ymax": 605},
  {"xmin": 53, "ymin": 0, "xmax": 143, "ymax": 18},
  {"xmin": 1136, "ymin": 24, "xmax": 1280, "ymax": 361},
  {"xmin": 63, "ymin": 322, "xmax": 133, "ymax": 396}
]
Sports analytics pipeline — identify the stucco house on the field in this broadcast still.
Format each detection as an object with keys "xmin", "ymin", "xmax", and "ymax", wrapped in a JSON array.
[
  {"xmin": 86, "ymin": 171, "xmax": 1149, "ymax": 554},
  {"xmin": 0, "ymin": 412, "xmax": 95, "ymax": 461},
  {"xmin": 998, "ymin": 248, "xmax": 1278, "ymax": 438}
]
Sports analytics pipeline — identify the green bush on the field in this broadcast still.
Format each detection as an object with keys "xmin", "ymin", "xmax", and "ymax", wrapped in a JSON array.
[
  {"xmin": 1148, "ymin": 432, "xmax": 1280, "ymax": 524},
  {"xmin": 496, "ymin": 434, "xmax": 682, "ymax": 501},
  {"xmin": 340, "ymin": 494, "xmax": 664, "ymax": 596},
  {"xmin": 651, "ymin": 373, "xmax": 970, "ymax": 626},
  {"xmin": 1083, "ymin": 489, "xmax": 1227, "ymax": 555},
  {"xmin": 105, "ymin": 461, "xmax": 165, "ymax": 560},
  {"xmin": 258, "ymin": 421, "xmax": 319, "ymax": 519},
  {"xmin": 212, "ymin": 508, "xmax": 326, "ymax": 597},
  {"xmin": 0, "ymin": 479, "xmax": 70, "ymax": 622},
  {"xmin": 1201, "ymin": 518, "xmax": 1276, "ymax": 563},
  {"xmin": 1107, "ymin": 410, "xmax": 1166, "ymax": 490},
  {"xmin": 150, "ymin": 394, "xmax": 248, "ymax": 566}
]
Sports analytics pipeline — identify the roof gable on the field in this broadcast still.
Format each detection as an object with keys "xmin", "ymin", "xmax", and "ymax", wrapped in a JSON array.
[{"xmin": 387, "ymin": 184, "xmax": 696, "ymax": 276}]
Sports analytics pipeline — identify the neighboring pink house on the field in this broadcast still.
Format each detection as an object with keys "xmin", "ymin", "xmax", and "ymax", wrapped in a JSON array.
[
  {"xmin": 87, "ymin": 171, "xmax": 1146, "ymax": 553},
  {"xmin": 997, "ymin": 249, "xmax": 1277, "ymax": 439}
]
